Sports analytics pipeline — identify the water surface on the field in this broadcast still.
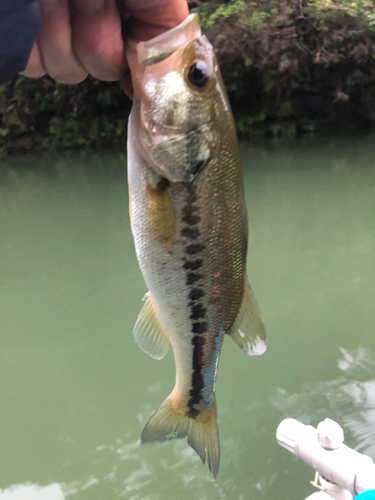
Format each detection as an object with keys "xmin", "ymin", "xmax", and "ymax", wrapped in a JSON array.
[{"xmin": 1, "ymin": 137, "xmax": 374, "ymax": 500}]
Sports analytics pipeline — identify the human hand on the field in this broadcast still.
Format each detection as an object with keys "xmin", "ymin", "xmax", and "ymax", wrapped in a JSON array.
[{"xmin": 21, "ymin": 0, "xmax": 189, "ymax": 94}]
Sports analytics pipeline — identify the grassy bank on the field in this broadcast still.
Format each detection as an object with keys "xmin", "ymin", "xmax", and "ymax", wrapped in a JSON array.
[{"xmin": 1, "ymin": 0, "xmax": 375, "ymax": 154}]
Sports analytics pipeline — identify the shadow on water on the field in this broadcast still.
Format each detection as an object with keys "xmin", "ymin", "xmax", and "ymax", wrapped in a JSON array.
[{"xmin": 0, "ymin": 137, "xmax": 374, "ymax": 500}]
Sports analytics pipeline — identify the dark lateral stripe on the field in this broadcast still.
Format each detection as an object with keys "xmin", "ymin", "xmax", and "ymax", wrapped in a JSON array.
[
  {"xmin": 187, "ymin": 336, "xmax": 206, "ymax": 418},
  {"xmin": 186, "ymin": 189, "xmax": 198, "ymax": 204},
  {"xmin": 189, "ymin": 288, "xmax": 205, "ymax": 301},
  {"xmin": 186, "ymin": 243, "xmax": 205, "ymax": 255},
  {"xmin": 182, "ymin": 205, "xmax": 199, "ymax": 216},
  {"xmin": 189, "ymin": 304, "xmax": 206, "ymax": 320},
  {"xmin": 183, "ymin": 260, "xmax": 203, "ymax": 271},
  {"xmin": 186, "ymin": 272, "xmax": 203, "ymax": 286},
  {"xmin": 192, "ymin": 321, "xmax": 207, "ymax": 334},
  {"xmin": 182, "ymin": 214, "xmax": 201, "ymax": 226},
  {"xmin": 183, "ymin": 183, "xmax": 206, "ymax": 418},
  {"xmin": 181, "ymin": 227, "xmax": 200, "ymax": 239}
]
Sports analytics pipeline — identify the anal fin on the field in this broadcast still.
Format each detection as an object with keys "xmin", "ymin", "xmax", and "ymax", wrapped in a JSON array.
[
  {"xmin": 228, "ymin": 280, "xmax": 267, "ymax": 356},
  {"xmin": 133, "ymin": 293, "xmax": 170, "ymax": 360}
]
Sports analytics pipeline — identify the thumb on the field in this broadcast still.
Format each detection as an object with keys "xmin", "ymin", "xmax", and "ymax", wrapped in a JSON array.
[{"xmin": 124, "ymin": 0, "xmax": 189, "ymax": 41}]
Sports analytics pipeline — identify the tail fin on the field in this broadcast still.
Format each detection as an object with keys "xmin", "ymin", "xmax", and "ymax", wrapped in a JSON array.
[{"xmin": 141, "ymin": 395, "xmax": 220, "ymax": 477}]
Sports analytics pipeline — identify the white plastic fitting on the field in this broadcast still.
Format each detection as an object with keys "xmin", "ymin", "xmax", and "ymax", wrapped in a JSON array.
[
  {"xmin": 317, "ymin": 419, "xmax": 344, "ymax": 450},
  {"xmin": 305, "ymin": 494, "xmax": 339, "ymax": 500},
  {"xmin": 276, "ymin": 418, "xmax": 375, "ymax": 497}
]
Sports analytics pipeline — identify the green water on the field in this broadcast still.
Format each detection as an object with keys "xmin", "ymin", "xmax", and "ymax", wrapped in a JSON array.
[{"xmin": 1, "ymin": 137, "xmax": 374, "ymax": 500}]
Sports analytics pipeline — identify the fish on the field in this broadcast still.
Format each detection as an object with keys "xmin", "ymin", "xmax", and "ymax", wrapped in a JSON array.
[{"xmin": 126, "ymin": 13, "xmax": 266, "ymax": 477}]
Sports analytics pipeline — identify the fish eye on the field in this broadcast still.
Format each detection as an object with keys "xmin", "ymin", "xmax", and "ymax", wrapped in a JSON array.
[{"xmin": 187, "ymin": 61, "xmax": 210, "ymax": 88}]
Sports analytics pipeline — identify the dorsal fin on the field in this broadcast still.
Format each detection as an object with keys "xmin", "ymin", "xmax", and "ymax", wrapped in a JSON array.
[
  {"xmin": 133, "ymin": 293, "xmax": 170, "ymax": 360},
  {"xmin": 227, "ymin": 280, "xmax": 267, "ymax": 356}
]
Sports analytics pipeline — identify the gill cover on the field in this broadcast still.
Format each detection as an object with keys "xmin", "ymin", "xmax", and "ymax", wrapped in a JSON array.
[{"xmin": 128, "ymin": 14, "xmax": 218, "ymax": 183}]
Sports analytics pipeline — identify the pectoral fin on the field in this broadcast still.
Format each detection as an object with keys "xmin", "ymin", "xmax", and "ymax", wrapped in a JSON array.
[
  {"xmin": 228, "ymin": 280, "xmax": 267, "ymax": 356},
  {"xmin": 147, "ymin": 182, "xmax": 175, "ymax": 251},
  {"xmin": 133, "ymin": 293, "xmax": 170, "ymax": 360}
]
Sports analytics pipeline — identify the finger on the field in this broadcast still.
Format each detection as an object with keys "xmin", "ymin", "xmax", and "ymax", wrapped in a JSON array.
[
  {"xmin": 125, "ymin": 0, "xmax": 189, "ymax": 41},
  {"xmin": 37, "ymin": 0, "xmax": 88, "ymax": 84},
  {"xmin": 71, "ymin": 0, "xmax": 127, "ymax": 81},
  {"xmin": 20, "ymin": 43, "xmax": 46, "ymax": 78}
]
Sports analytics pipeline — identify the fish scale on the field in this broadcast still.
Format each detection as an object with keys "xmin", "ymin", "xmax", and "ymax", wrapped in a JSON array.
[{"xmin": 127, "ymin": 14, "xmax": 267, "ymax": 477}]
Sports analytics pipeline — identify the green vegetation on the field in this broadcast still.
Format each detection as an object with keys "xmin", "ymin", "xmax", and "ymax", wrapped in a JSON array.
[
  {"xmin": 194, "ymin": 0, "xmax": 375, "ymax": 138},
  {"xmin": 1, "ymin": 0, "xmax": 375, "ymax": 154},
  {"xmin": 0, "ymin": 78, "xmax": 130, "ymax": 155}
]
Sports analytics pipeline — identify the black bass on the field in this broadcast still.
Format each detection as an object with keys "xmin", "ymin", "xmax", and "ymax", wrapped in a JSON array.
[{"xmin": 126, "ymin": 14, "xmax": 266, "ymax": 477}]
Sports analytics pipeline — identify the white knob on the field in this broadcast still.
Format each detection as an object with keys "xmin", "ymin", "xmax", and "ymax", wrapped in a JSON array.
[{"xmin": 317, "ymin": 419, "xmax": 344, "ymax": 450}]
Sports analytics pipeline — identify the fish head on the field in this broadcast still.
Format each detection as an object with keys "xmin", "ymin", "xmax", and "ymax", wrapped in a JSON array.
[{"xmin": 128, "ymin": 14, "xmax": 229, "ymax": 183}]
